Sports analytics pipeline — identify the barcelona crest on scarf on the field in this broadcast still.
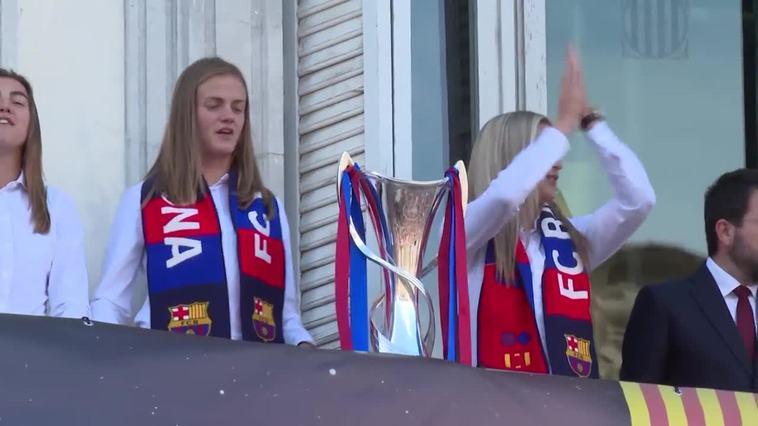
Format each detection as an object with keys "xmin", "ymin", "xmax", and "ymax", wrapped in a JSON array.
[
  {"xmin": 477, "ymin": 206, "xmax": 597, "ymax": 378},
  {"xmin": 140, "ymin": 171, "xmax": 286, "ymax": 343}
]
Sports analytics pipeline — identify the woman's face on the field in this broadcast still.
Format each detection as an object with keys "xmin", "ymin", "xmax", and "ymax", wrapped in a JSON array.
[
  {"xmin": 196, "ymin": 74, "xmax": 247, "ymax": 160},
  {"xmin": 0, "ymin": 77, "xmax": 30, "ymax": 153},
  {"xmin": 537, "ymin": 161, "xmax": 563, "ymax": 204},
  {"xmin": 534, "ymin": 122, "xmax": 562, "ymax": 204}
]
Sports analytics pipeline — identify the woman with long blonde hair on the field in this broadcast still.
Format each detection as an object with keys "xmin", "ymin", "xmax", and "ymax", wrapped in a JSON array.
[
  {"xmin": 0, "ymin": 69, "xmax": 89, "ymax": 318},
  {"xmin": 92, "ymin": 58, "xmax": 313, "ymax": 346},
  {"xmin": 466, "ymin": 49, "xmax": 655, "ymax": 377}
]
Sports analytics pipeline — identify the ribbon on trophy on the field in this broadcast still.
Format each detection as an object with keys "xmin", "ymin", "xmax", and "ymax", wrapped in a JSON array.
[
  {"xmin": 335, "ymin": 161, "xmax": 471, "ymax": 364},
  {"xmin": 437, "ymin": 167, "xmax": 472, "ymax": 365},
  {"xmin": 335, "ymin": 163, "xmax": 393, "ymax": 352}
]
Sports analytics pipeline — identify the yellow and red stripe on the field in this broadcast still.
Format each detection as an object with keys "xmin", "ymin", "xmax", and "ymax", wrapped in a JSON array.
[{"xmin": 620, "ymin": 382, "xmax": 758, "ymax": 425}]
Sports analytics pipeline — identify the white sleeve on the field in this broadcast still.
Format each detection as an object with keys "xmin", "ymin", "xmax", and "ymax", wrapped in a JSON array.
[
  {"xmin": 90, "ymin": 183, "xmax": 145, "ymax": 325},
  {"xmin": 569, "ymin": 122, "xmax": 656, "ymax": 270},
  {"xmin": 46, "ymin": 189, "xmax": 90, "ymax": 319},
  {"xmin": 278, "ymin": 198, "xmax": 315, "ymax": 345},
  {"xmin": 465, "ymin": 127, "xmax": 570, "ymax": 253}
]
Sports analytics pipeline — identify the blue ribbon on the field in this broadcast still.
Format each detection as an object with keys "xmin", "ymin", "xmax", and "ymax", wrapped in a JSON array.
[
  {"xmin": 341, "ymin": 169, "xmax": 369, "ymax": 351},
  {"xmin": 445, "ymin": 170, "xmax": 458, "ymax": 362}
]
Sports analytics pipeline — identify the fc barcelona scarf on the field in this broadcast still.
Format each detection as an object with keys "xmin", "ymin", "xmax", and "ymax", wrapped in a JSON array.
[
  {"xmin": 477, "ymin": 206, "xmax": 597, "ymax": 378},
  {"xmin": 140, "ymin": 172, "xmax": 285, "ymax": 343}
]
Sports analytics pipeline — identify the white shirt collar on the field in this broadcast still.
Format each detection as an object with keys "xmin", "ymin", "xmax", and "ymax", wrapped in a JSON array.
[
  {"xmin": 1, "ymin": 171, "xmax": 25, "ymax": 191},
  {"xmin": 706, "ymin": 257, "xmax": 758, "ymax": 297},
  {"xmin": 208, "ymin": 173, "xmax": 229, "ymax": 189}
]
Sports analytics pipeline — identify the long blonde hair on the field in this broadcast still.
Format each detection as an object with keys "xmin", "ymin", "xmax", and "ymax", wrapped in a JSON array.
[
  {"xmin": 143, "ymin": 57, "xmax": 273, "ymax": 214},
  {"xmin": 468, "ymin": 111, "xmax": 589, "ymax": 280},
  {"xmin": 0, "ymin": 69, "xmax": 49, "ymax": 234}
]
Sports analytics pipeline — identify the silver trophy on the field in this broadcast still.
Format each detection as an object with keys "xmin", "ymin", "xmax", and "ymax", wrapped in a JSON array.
[{"xmin": 336, "ymin": 152, "xmax": 468, "ymax": 357}]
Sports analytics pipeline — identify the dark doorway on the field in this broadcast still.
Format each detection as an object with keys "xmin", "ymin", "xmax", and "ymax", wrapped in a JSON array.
[
  {"xmin": 744, "ymin": 0, "xmax": 758, "ymax": 167},
  {"xmin": 444, "ymin": 0, "xmax": 475, "ymax": 167}
]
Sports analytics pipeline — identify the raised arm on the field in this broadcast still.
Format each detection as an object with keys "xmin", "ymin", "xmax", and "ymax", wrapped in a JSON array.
[
  {"xmin": 569, "ymin": 122, "xmax": 656, "ymax": 270},
  {"xmin": 465, "ymin": 129, "xmax": 569, "ymax": 252},
  {"xmin": 466, "ymin": 46, "xmax": 587, "ymax": 253}
]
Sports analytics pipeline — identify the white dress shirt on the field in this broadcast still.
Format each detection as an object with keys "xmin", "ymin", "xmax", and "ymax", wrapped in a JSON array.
[
  {"xmin": 90, "ymin": 174, "xmax": 314, "ymax": 345},
  {"xmin": 706, "ymin": 257, "xmax": 758, "ymax": 330},
  {"xmin": 465, "ymin": 122, "xmax": 656, "ymax": 366},
  {"xmin": 0, "ymin": 173, "xmax": 90, "ymax": 318}
]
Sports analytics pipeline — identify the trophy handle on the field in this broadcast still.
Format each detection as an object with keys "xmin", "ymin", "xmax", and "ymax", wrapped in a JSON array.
[
  {"xmin": 348, "ymin": 222, "xmax": 436, "ymax": 357},
  {"xmin": 337, "ymin": 152, "xmax": 354, "ymax": 195},
  {"xmin": 418, "ymin": 160, "xmax": 469, "ymax": 278},
  {"xmin": 453, "ymin": 159, "xmax": 468, "ymax": 215}
]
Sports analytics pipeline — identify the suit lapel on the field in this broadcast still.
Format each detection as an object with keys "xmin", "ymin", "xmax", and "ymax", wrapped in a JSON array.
[{"xmin": 690, "ymin": 264, "xmax": 752, "ymax": 375}]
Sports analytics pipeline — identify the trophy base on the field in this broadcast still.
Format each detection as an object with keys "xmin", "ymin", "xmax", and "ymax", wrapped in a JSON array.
[{"xmin": 374, "ymin": 299, "xmax": 423, "ymax": 356}]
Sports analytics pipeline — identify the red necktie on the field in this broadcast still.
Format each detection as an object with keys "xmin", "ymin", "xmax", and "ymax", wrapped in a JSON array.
[{"xmin": 734, "ymin": 285, "xmax": 755, "ymax": 360}]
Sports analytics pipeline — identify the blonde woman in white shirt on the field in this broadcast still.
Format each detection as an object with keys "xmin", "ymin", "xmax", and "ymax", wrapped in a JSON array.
[
  {"xmin": 0, "ymin": 69, "xmax": 89, "ymax": 318},
  {"xmin": 466, "ymin": 49, "xmax": 655, "ymax": 377},
  {"xmin": 91, "ymin": 57, "xmax": 313, "ymax": 347}
]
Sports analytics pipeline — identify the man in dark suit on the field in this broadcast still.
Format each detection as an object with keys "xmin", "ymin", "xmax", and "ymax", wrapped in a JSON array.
[{"xmin": 621, "ymin": 168, "xmax": 758, "ymax": 392}]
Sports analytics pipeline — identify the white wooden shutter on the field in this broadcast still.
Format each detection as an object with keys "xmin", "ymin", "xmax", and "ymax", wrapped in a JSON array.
[{"xmin": 296, "ymin": 0, "xmax": 364, "ymax": 348}]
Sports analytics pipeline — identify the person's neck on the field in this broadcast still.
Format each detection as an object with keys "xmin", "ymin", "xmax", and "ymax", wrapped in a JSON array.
[
  {"xmin": 202, "ymin": 155, "xmax": 232, "ymax": 186},
  {"xmin": 0, "ymin": 148, "xmax": 22, "ymax": 188},
  {"xmin": 519, "ymin": 206, "xmax": 541, "ymax": 233},
  {"xmin": 712, "ymin": 252, "xmax": 753, "ymax": 286}
]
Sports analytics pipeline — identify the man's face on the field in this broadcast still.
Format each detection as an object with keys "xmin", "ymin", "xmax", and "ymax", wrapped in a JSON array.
[{"xmin": 729, "ymin": 191, "xmax": 758, "ymax": 283}]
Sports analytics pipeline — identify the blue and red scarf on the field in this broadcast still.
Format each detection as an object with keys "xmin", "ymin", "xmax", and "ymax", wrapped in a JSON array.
[
  {"xmin": 477, "ymin": 206, "xmax": 597, "ymax": 378},
  {"xmin": 140, "ymin": 172, "xmax": 285, "ymax": 343}
]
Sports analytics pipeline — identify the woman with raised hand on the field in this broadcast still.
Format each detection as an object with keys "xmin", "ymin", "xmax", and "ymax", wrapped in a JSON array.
[{"xmin": 466, "ymin": 48, "xmax": 655, "ymax": 377}]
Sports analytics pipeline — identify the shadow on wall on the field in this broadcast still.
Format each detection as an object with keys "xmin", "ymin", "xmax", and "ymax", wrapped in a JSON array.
[{"xmin": 590, "ymin": 243, "xmax": 704, "ymax": 380}]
